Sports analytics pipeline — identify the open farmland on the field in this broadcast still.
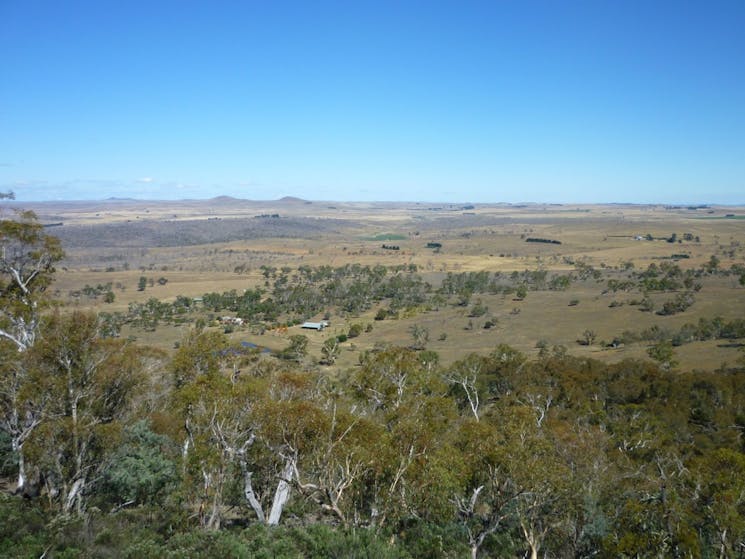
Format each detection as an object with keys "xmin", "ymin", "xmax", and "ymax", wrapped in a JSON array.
[{"xmin": 15, "ymin": 196, "xmax": 745, "ymax": 372}]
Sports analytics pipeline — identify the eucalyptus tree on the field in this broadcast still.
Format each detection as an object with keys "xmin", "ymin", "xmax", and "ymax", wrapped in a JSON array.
[
  {"xmin": 172, "ymin": 330, "xmax": 330, "ymax": 528},
  {"xmin": 26, "ymin": 311, "xmax": 146, "ymax": 514},
  {"xmin": 320, "ymin": 336, "xmax": 341, "ymax": 365},
  {"xmin": 0, "ymin": 208, "xmax": 64, "ymax": 351},
  {"xmin": 348, "ymin": 347, "xmax": 462, "ymax": 527},
  {"xmin": 0, "ymin": 344, "xmax": 47, "ymax": 493},
  {"xmin": 0, "ymin": 205, "xmax": 63, "ymax": 493}
]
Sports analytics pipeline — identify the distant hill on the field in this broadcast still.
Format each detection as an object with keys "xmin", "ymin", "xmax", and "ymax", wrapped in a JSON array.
[
  {"xmin": 210, "ymin": 195, "xmax": 244, "ymax": 203},
  {"xmin": 277, "ymin": 196, "xmax": 309, "ymax": 204}
]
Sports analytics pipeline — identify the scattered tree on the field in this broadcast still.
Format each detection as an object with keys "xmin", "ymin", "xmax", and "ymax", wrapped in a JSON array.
[
  {"xmin": 515, "ymin": 285, "xmax": 528, "ymax": 300},
  {"xmin": 647, "ymin": 340, "xmax": 677, "ymax": 371},
  {"xmin": 280, "ymin": 335, "xmax": 309, "ymax": 362},
  {"xmin": 320, "ymin": 336, "xmax": 341, "ymax": 365},
  {"xmin": 579, "ymin": 329, "xmax": 597, "ymax": 346},
  {"xmin": 409, "ymin": 324, "xmax": 429, "ymax": 350}
]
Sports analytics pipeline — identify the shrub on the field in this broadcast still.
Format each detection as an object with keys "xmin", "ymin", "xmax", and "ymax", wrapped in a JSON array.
[
  {"xmin": 578, "ymin": 330, "xmax": 597, "ymax": 346},
  {"xmin": 468, "ymin": 300, "xmax": 488, "ymax": 317},
  {"xmin": 101, "ymin": 420, "xmax": 179, "ymax": 507},
  {"xmin": 656, "ymin": 292, "xmax": 695, "ymax": 316}
]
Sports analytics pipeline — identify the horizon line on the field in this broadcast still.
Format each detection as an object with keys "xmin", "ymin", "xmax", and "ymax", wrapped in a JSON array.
[{"xmin": 2, "ymin": 195, "xmax": 744, "ymax": 207}]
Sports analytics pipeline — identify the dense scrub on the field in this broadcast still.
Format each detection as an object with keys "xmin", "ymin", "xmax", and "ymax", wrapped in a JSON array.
[{"xmin": 2, "ymin": 322, "xmax": 745, "ymax": 557}]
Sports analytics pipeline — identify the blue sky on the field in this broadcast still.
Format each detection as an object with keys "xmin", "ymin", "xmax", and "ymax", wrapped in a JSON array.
[{"xmin": 1, "ymin": 0, "xmax": 744, "ymax": 203}]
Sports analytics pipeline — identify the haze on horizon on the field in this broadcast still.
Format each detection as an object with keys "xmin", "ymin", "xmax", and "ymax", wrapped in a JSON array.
[{"xmin": 1, "ymin": 1, "xmax": 744, "ymax": 205}]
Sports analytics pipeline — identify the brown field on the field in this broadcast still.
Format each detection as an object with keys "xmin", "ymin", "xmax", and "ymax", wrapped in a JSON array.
[{"xmin": 14, "ymin": 197, "xmax": 745, "ymax": 372}]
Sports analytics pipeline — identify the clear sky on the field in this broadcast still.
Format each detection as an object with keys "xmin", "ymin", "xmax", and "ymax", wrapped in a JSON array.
[{"xmin": 1, "ymin": 0, "xmax": 744, "ymax": 203}]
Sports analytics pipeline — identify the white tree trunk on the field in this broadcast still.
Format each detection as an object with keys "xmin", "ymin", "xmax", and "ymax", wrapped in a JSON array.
[
  {"xmin": 15, "ymin": 444, "xmax": 25, "ymax": 492},
  {"xmin": 521, "ymin": 522, "xmax": 541, "ymax": 559},
  {"xmin": 64, "ymin": 478, "xmax": 85, "ymax": 514},
  {"xmin": 241, "ymin": 461, "xmax": 265, "ymax": 523},
  {"xmin": 9, "ymin": 431, "xmax": 26, "ymax": 492},
  {"xmin": 2, "ymin": 368, "xmax": 43, "ymax": 495},
  {"xmin": 206, "ymin": 491, "xmax": 222, "ymax": 530},
  {"xmin": 268, "ymin": 455, "xmax": 295, "ymax": 525}
]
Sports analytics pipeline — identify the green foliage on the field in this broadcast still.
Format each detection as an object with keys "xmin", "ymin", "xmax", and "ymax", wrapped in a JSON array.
[
  {"xmin": 525, "ymin": 237, "xmax": 561, "ymax": 244},
  {"xmin": 514, "ymin": 284, "xmax": 527, "ymax": 300},
  {"xmin": 395, "ymin": 520, "xmax": 470, "ymax": 558},
  {"xmin": 320, "ymin": 336, "xmax": 340, "ymax": 365},
  {"xmin": 151, "ymin": 531, "xmax": 254, "ymax": 558},
  {"xmin": 5, "ymin": 339, "xmax": 745, "ymax": 556},
  {"xmin": 0, "ymin": 209, "xmax": 64, "ymax": 351},
  {"xmin": 705, "ymin": 254, "xmax": 720, "ymax": 273},
  {"xmin": 121, "ymin": 523, "xmax": 415, "ymax": 559},
  {"xmin": 280, "ymin": 334, "xmax": 309, "ymax": 362},
  {"xmin": 549, "ymin": 274, "xmax": 572, "ymax": 290},
  {"xmin": 24, "ymin": 310, "xmax": 149, "ymax": 514},
  {"xmin": 656, "ymin": 291, "xmax": 695, "ymax": 315},
  {"xmin": 0, "ymin": 429, "xmax": 17, "ymax": 476},
  {"xmin": 408, "ymin": 324, "xmax": 429, "ymax": 350},
  {"xmin": 647, "ymin": 340, "xmax": 678, "ymax": 371},
  {"xmin": 118, "ymin": 263, "xmax": 442, "ymax": 334},
  {"xmin": 289, "ymin": 524, "xmax": 412, "ymax": 559},
  {"xmin": 468, "ymin": 299, "xmax": 488, "ymax": 317},
  {"xmin": 440, "ymin": 271, "xmax": 491, "ymax": 295},
  {"xmin": 0, "ymin": 494, "xmax": 47, "ymax": 557},
  {"xmin": 170, "ymin": 329, "xmax": 228, "ymax": 387},
  {"xmin": 102, "ymin": 420, "xmax": 179, "ymax": 506}
]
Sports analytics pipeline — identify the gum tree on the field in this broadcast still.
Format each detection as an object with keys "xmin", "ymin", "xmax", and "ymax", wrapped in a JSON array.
[
  {"xmin": 0, "ymin": 208, "xmax": 64, "ymax": 351},
  {"xmin": 27, "ymin": 311, "xmax": 146, "ymax": 514},
  {"xmin": 0, "ymin": 203, "xmax": 63, "ymax": 493}
]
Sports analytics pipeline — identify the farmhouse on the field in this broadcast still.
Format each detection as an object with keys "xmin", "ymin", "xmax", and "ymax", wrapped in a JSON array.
[{"xmin": 301, "ymin": 321, "xmax": 328, "ymax": 331}]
